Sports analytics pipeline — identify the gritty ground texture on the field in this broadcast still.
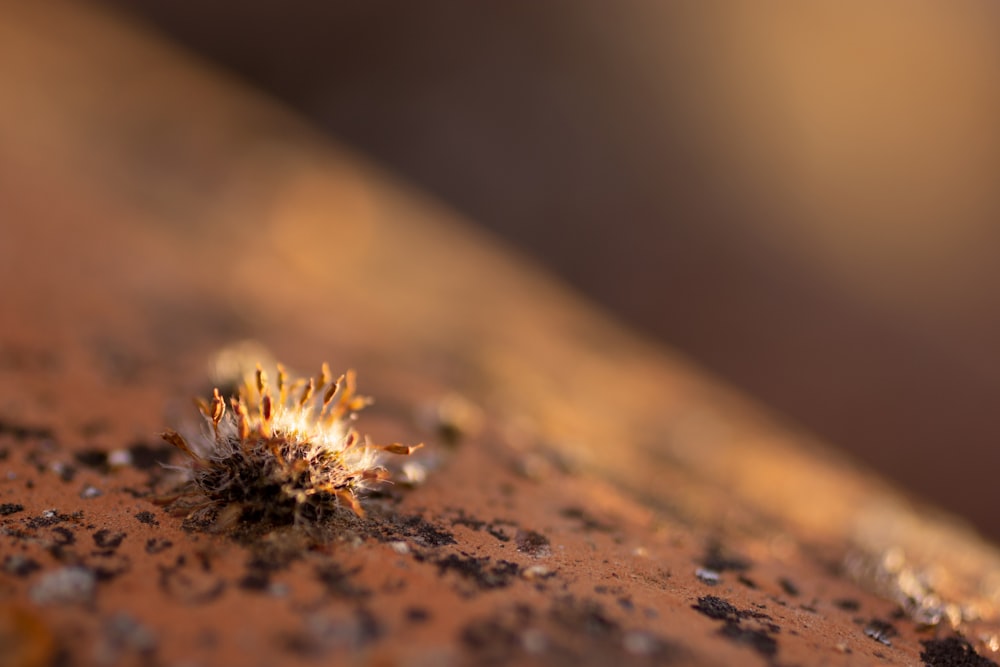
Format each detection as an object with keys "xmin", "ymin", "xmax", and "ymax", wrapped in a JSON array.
[
  {"xmin": 4, "ymin": 372, "xmax": 997, "ymax": 667},
  {"xmin": 3, "ymin": 3, "xmax": 1000, "ymax": 666}
]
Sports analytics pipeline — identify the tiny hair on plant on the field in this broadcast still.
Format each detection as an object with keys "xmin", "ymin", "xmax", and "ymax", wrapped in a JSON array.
[{"xmin": 159, "ymin": 362, "xmax": 422, "ymax": 528}]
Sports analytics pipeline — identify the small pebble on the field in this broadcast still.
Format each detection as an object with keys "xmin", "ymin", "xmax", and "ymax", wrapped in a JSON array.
[
  {"xmin": 521, "ymin": 629, "xmax": 548, "ymax": 654},
  {"xmin": 696, "ymin": 568, "xmax": 721, "ymax": 585},
  {"xmin": 623, "ymin": 630, "xmax": 658, "ymax": 655},
  {"xmin": 30, "ymin": 567, "xmax": 96, "ymax": 605},
  {"xmin": 94, "ymin": 612, "xmax": 157, "ymax": 665},
  {"xmin": 107, "ymin": 450, "xmax": 132, "ymax": 468},
  {"xmin": 521, "ymin": 565, "xmax": 554, "ymax": 581},
  {"xmin": 80, "ymin": 485, "xmax": 102, "ymax": 499},
  {"xmin": 400, "ymin": 462, "xmax": 427, "ymax": 486}
]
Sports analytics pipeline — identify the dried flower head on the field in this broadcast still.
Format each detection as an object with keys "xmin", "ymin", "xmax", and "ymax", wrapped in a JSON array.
[{"xmin": 160, "ymin": 363, "xmax": 421, "ymax": 526}]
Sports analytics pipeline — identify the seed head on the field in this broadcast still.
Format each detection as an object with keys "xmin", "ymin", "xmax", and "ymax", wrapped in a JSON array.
[{"xmin": 161, "ymin": 363, "xmax": 422, "ymax": 526}]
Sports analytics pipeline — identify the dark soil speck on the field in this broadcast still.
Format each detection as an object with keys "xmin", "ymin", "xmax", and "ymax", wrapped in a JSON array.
[
  {"xmin": 406, "ymin": 607, "xmax": 431, "ymax": 623},
  {"xmin": 701, "ymin": 542, "xmax": 750, "ymax": 572},
  {"xmin": 238, "ymin": 569, "xmax": 271, "ymax": 592},
  {"xmin": 436, "ymin": 553, "xmax": 520, "ymax": 590},
  {"xmin": 0, "ymin": 503, "xmax": 25, "ymax": 516},
  {"xmin": 462, "ymin": 598, "xmax": 676, "ymax": 666},
  {"xmin": 380, "ymin": 515, "xmax": 456, "ymax": 547},
  {"xmin": 127, "ymin": 441, "xmax": 175, "ymax": 470},
  {"xmin": 145, "ymin": 538, "xmax": 172, "ymax": 554},
  {"xmin": 90, "ymin": 551, "xmax": 131, "ymax": 581},
  {"xmin": 920, "ymin": 637, "xmax": 997, "ymax": 667},
  {"xmin": 93, "ymin": 529, "xmax": 126, "ymax": 549},
  {"xmin": 560, "ymin": 506, "xmax": 613, "ymax": 533},
  {"xmin": 864, "ymin": 619, "xmax": 897, "ymax": 646},
  {"xmin": 315, "ymin": 563, "xmax": 370, "ymax": 599},
  {"xmin": 73, "ymin": 449, "xmax": 109, "ymax": 471},
  {"xmin": 515, "ymin": 529, "xmax": 551, "ymax": 557},
  {"xmin": 135, "ymin": 511, "xmax": 159, "ymax": 526},
  {"xmin": 51, "ymin": 526, "xmax": 75, "ymax": 545},
  {"xmin": 719, "ymin": 623, "xmax": 778, "ymax": 657},
  {"xmin": 693, "ymin": 596, "xmax": 742, "ymax": 622},
  {"xmin": 693, "ymin": 595, "xmax": 780, "ymax": 658},
  {"xmin": 778, "ymin": 577, "xmax": 800, "ymax": 596},
  {"xmin": 25, "ymin": 510, "xmax": 78, "ymax": 528},
  {"xmin": 3, "ymin": 554, "xmax": 41, "ymax": 577},
  {"xmin": 449, "ymin": 511, "xmax": 485, "ymax": 531},
  {"xmin": 0, "ymin": 418, "xmax": 53, "ymax": 441}
]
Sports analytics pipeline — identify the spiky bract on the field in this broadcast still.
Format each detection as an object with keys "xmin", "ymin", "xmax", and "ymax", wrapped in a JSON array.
[{"xmin": 161, "ymin": 363, "xmax": 421, "ymax": 526}]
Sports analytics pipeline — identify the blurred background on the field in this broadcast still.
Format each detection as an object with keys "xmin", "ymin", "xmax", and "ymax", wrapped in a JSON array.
[{"xmin": 95, "ymin": 1, "xmax": 1000, "ymax": 538}]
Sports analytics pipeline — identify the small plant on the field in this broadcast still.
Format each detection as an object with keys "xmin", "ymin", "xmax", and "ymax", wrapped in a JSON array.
[{"xmin": 160, "ymin": 363, "xmax": 421, "ymax": 527}]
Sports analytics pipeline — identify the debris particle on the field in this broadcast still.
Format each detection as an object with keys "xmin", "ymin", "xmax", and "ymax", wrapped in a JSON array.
[
  {"xmin": 145, "ymin": 538, "xmax": 172, "ymax": 555},
  {"xmin": 920, "ymin": 637, "xmax": 997, "ymax": 667},
  {"xmin": 622, "ymin": 630, "xmax": 659, "ymax": 655},
  {"xmin": 80, "ymin": 485, "xmax": 102, "ymax": 499},
  {"xmin": 560, "ymin": 506, "xmax": 614, "ymax": 532},
  {"xmin": 107, "ymin": 449, "xmax": 132, "ymax": 468},
  {"xmin": 515, "ymin": 529, "xmax": 551, "ymax": 557},
  {"xmin": 778, "ymin": 577, "xmax": 800, "ymax": 596},
  {"xmin": 314, "ymin": 563, "xmax": 370, "ymax": 600},
  {"xmin": 51, "ymin": 526, "xmax": 75, "ymax": 546},
  {"xmin": 522, "ymin": 565, "xmax": 555, "ymax": 581},
  {"xmin": 238, "ymin": 569, "xmax": 271, "ymax": 592},
  {"xmin": 134, "ymin": 511, "xmax": 158, "ymax": 526},
  {"xmin": 93, "ymin": 529, "xmax": 126, "ymax": 549},
  {"xmin": 25, "ymin": 510, "xmax": 77, "ymax": 529},
  {"xmin": 0, "ymin": 503, "xmax": 24, "ymax": 516},
  {"xmin": 406, "ymin": 608, "xmax": 430, "ymax": 623},
  {"xmin": 90, "ymin": 551, "xmax": 131, "ymax": 582},
  {"xmin": 127, "ymin": 442, "xmax": 175, "ymax": 471},
  {"xmin": 695, "ymin": 568, "xmax": 720, "ymax": 585},
  {"xmin": 3, "ymin": 554, "xmax": 41, "ymax": 577},
  {"xmin": 74, "ymin": 449, "xmax": 109, "ymax": 471},
  {"xmin": 284, "ymin": 608, "xmax": 383, "ymax": 656},
  {"xmin": 386, "ymin": 515, "xmax": 456, "ymax": 547},
  {"xmin": 0, "ymin": 418, "xmax": 53, "ymax": 441},
  {"xmin": 701, "ymin": 543, "xmax": 751, "ymax": 572},
  {"xmin": 158, "ymin": 561, "xmax": 225, "ymax": 605},
  {"xmin": 425, "ymin": 393, "xmax": 483, "ymax": 445},
  {"xmin": 389, "ymin": 541, "xmax": 410, "ymax": 555},
  {"xmin": 49, "ymin": 461, "xmax": 76, "ymax": 481},
  {"xmin": 864, "ymin": 619, "xmax": 897, "ymax": 646},
  {"xmin": 719, "ymin": 622, "xmax": 778, "ymax": 657},
  {"xmin": 834, "ymin": 598, "xmax": 860, "ymax": 611},
  {"xmin": 30, "ymin": 566, "xmax": 96, "ymax": 605},
  {"xmin": 95, "ymin": 612, "xmax": 157, "ymax": 665},
  {"xmin": 435, "ymin": 554, "xmax": 520, "ymax": 590},
  {"xmin": 400, "ymin": 462, "xmax": 427, "ymax": 486},
  {"xmin": 521, "ymin": 628, "xmax": 548, "ymax": 654},
  {"xmin": 692, "ymin": 596, "xmax": 742, "ymax": 622}
]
